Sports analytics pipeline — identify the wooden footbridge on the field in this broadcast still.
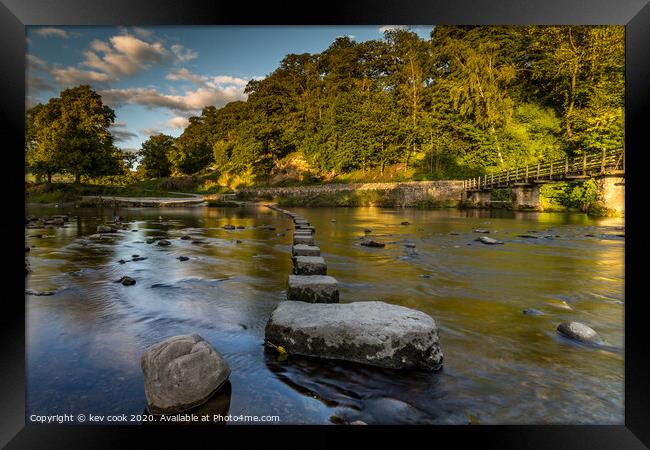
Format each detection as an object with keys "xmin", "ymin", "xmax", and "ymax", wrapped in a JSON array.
[{"xmin": 463, "ymin": 148, "xmax": 625, "ymax": 213}]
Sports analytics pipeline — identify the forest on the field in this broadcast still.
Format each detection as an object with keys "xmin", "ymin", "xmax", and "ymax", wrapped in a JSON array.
[{"xmin": 26, "ymin": 25, "xmax": 624, "ymax": 189}]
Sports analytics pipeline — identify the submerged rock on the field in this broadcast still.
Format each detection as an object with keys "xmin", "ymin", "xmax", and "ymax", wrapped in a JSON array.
[
  {"xmin": 25, "ymin": 289, "xmax": 55, "ymax": 296},
  {"xmin": 518, "ymin": 234, "xmax": 539, "ymax": 239},
  {"xmin": 132, "ymin": 256, "xmax": 148, "ymax": 261},
  {"xmin": 177, "ymin": 256, "xmax": 189, "ymax": 261},
  {"xmin": 223, "ymin": 224, "xmax": 236, "ymax": 230},
  {"xmin": 475, "ymin": 236, "xmax": 503, "ymax": 245},
  {"xmin": 119, "ymin": 276, "xmax": 136, "ymax": 286},
  {"xmin": 265, "ymin": 301, "xmax": 443, "ymax": 371},
  {"xmin": 360, "ymin": 239, "xmax": 385, "ymax": 248},
  {"xmin": 141, "ymin": 334, "xmax": 231, "ymax": 414},
  {"xmin": 97, "ymin": 225, "xmax": 117, "ymax": 233},
  {"xmin": 473, "ymin": 229, "xmax": 490, "ymax": 234},
  {"xmin": 180, "ymin": 235, "xmax": 191, "ymax": 240},
  {"xmin": 523, "ymin": 308, "xmax": 544, "ymax": 316},
  {"xmin": 400, "ymin": 221, "xmax": 410, "ymax": 225},
  {"xmin": 557, "ymin": 322, "xmax": 601, "ymax": 344},
  {"xmin": 157, "ymin": 240, "xmax": 171, "ymax": 246}
]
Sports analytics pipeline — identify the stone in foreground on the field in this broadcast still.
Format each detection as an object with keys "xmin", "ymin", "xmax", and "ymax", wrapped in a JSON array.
[
  {"xmin": 557, "ymin": 321, "xmax": 601, "ymax": 344},
  {"xmin": 141, "ymin": 334, "xmax": 231, "ymax": 414},
  {"xmin": 294, "ymin": 235, "xmax": 315, "ymax": 246},
  {"xmin": 287, "ymin": 274, "xmax": 339, "ymax": 303},
  {"xmin": 293, "ymin": 256, "xmax": 327, "ymax": 275},
  {"xmin": 265, "ymin": 301, "xmax": 443, "ymax": 371},
  {"xmin": 292, "ymin": 244, "xmax": 320, "ymax": 257},
  {"xmin": 475, "ymin": 236, "xmax": 503, "ymax": 245}
]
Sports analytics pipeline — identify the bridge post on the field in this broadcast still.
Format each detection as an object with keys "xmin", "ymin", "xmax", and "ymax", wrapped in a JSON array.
[
  {"xmin": 593, "ymin": 174, "xmax": 624, "ymax": 216},
  {"xmin": 469, "ymin": 189, "xmax": 492, "ymax": 207},
  {"xmin": 511, "ymin": 184, "xmax": 542, "ymax": 211}
]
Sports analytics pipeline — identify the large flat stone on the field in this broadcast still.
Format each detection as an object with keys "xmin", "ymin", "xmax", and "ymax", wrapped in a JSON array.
[
  {"xmin": 287, "ymin": 274, "xmax": 339, "ymax": 303},
  {"xmin": 293, "ymin": 235, "xmax": 315, "ymax": 246},
  {"xmin": 265, "ymin": 301, "xmax": 443, "ymax": 371},
  {"xmin": 292, "ymin": 244, "xmax": 320, "ymax": 257},
  {"xmin": 296, "ymin": 225, "xmax": 315, "ymax": 233},
  {"xmin": 141, "ymin": 334, "xmax": 231, "ymax": 414},
  {"xmin": 293, "ymin": 256, "xmax": 327, "ymax": 275}
]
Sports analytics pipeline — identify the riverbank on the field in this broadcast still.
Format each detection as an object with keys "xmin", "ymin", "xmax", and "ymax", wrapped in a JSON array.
[{"xmin": 236, "ymin": 181, "xmax": 464, "ymax": 208}]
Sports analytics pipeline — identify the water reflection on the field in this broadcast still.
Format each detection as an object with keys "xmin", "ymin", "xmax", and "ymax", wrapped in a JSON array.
[{"xmin": 26, "ymin": 205, "xmax": 624, "ymax": 424}]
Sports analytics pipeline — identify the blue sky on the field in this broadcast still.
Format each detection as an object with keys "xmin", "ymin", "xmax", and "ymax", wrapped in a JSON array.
[{"xmin": 26, "ymin": 26, "xmax": 435, "ymax": 151}]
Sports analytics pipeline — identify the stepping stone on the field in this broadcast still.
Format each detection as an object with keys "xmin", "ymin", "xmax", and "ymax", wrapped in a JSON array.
[
  {"xmin": 294, "ymin": 235, "xmax": 315, "ymax": 246},
  {"xmin": 292, "ymin": 244, "xmax": 321, "ymax": 257},
  {"xmin": 475, "ymin": 236, "xmax": 503, "ymax": 245},
  {"xmin": 293, "ymin": 256, "xmax": 327, "ymax": 275},
  {"xmin": 294, "ymin": 219, "xmax": 309, "ymax": 225},
  {"xmin": 264, "ymin": 301, "xmax": 443, "ymax": 371},
  {"xmin": 296, "ymin": 225, "xmax": 315, "ymax": 233},
  {"xmin": 294, "ymin": 229, "xmax": 313, "ymax": 236},
  {"xmin": 287, "ymin": 274, "xmax": 339, "ymax": 303},
  {"xmin": 141, "ymin": 334, "xmax": 231, "ymax": 414}
]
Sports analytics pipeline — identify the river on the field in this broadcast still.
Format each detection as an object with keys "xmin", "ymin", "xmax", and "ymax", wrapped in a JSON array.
[{"xmin": 25, "ymin": 205, "xmax": 624, "ymax": 424}]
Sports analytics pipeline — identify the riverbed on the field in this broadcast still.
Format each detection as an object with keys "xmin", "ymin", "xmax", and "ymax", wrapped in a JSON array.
[{"xmin": 25, "ymin": 205, "xmax": 624, "ymax": 424}]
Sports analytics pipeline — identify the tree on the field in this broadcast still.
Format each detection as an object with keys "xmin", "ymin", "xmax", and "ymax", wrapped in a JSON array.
[
  {"xmin": 139, "ymin": 134, "xmax": 174, "ymax": 178},
  {"xmin": 27, "ymin": 85, "xmax": 119, "ymax": 183},
  {"xmin": 527, "ymin": 26, "xmax": 624, "ymax": 152}
]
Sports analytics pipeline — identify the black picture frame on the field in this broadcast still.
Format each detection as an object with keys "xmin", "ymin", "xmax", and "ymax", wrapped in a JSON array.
[{"xmin": 1, "ymin": 0, "xmax": 648, "ymax": 447}]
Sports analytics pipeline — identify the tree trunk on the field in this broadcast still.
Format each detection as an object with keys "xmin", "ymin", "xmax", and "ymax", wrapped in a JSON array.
[
  {"xmin": 490, "ymin": 126, "xmax": 504, "ymax": 166},
  {"xmin": 47, "ymin": 173, "xmax": 52, "ymax": 184},
  {"xmin": 75, "ymin": 173, "xmax": 81, "ymax": 184}
]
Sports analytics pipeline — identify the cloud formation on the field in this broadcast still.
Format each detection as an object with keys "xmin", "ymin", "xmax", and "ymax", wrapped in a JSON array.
[
  {"xmin": 378, "ymin": 25, "xmax": 410, "ymax": 33},
  {"xmin": 50, "ymin": 67, "xmax": 115, "ymax": 85},
  {"xmin": 99, "ymin": 82, "xmax": 247, "ymax": 113},
  {"xmin": 171, "ymin": 44, "xmax": 198, "ymax": 63},
  {"xmin": 82, "ymin": 35, "xmax": 169, "ymax": 79},
  {"xmin": 165, "ymin": 116, "xmax": 190, "ymax": 129},
  {"xmin": 35, "ymin": 27, "xmax": 70, "ymax": 39}
]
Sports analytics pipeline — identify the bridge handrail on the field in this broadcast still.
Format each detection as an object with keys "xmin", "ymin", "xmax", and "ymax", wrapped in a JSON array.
[{"xmin": 463, "ymin": 147, "xmax": 624, "ymax": 190}]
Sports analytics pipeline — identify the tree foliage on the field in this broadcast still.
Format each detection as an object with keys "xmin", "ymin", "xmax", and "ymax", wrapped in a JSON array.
[
  {"xmin": 27, "ymin": 85, "xmax": 121, "ymax": 183},
  {"xmin": 27, "ymin": 26, "xmax": 624, "ymax": 185}
]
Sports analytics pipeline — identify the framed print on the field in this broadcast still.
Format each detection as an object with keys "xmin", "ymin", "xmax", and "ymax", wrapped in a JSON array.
[{"xmin": 1, "ymin": 0, "xmax": 648, "ymax": 447}]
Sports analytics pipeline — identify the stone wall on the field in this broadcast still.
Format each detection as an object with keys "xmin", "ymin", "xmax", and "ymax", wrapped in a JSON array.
[{"xmin": 236, "ymin": 181, "xmax": 465, "ymax": 207}]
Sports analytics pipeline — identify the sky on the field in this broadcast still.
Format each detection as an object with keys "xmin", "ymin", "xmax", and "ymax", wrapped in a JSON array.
[{"xmin": 26, "ymin": 25, "xmax": 435, "ymax": 152}]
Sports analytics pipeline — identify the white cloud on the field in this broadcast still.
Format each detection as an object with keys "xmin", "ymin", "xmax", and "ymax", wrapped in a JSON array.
[
  {"xmin": 82, "ymin": 34, "xmax": 169, "ymax": 78},
  {"xmin": 50, "ymin": 67, "xmax": 115, "ymax": 85},
  {"xmin": 35, "ymin": 27, "xmax": 69, "ymax": 39},
  {"xmin": 100, "ymin": 82, "xmax": 248, "ymax": 113},
  {"xmin": 133, "ymin": 27, "xmax": 153, "ymax": 38},
  {"xmin": 378, "ymin": 25, "xmax": 410, "ymax": 33},
  {"xmin": 166, "ymin": 68, "xmax": 205, "ymax": 85},
  {"xmin": 171, "ymin": 44, "xmax": 198, "ymax": 63},
  {"xmin": 140, "ymin": 128, "xmax": 163, "ymax": 137},
  {"xmin": 27, "ymin": 54, "xmax": 49, "ymax": 71},
  {"xmin": 165, "ymin": 116, "xmax": 190, "ymax": 129}
]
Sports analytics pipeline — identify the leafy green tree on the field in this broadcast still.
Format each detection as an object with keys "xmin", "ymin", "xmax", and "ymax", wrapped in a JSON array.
[
  {"xmin": 27, "ymin": 85, "xmax": 119, "ymax": 183},
  {"xmin": 139, "ymin": 134, "xmax": 174, "ymax": 178}
]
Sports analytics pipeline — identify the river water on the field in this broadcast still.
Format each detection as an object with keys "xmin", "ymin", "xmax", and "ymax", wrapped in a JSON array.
[{"xmin": 25, "ymin": 205, "xmax": 624, "ymax": 424}]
